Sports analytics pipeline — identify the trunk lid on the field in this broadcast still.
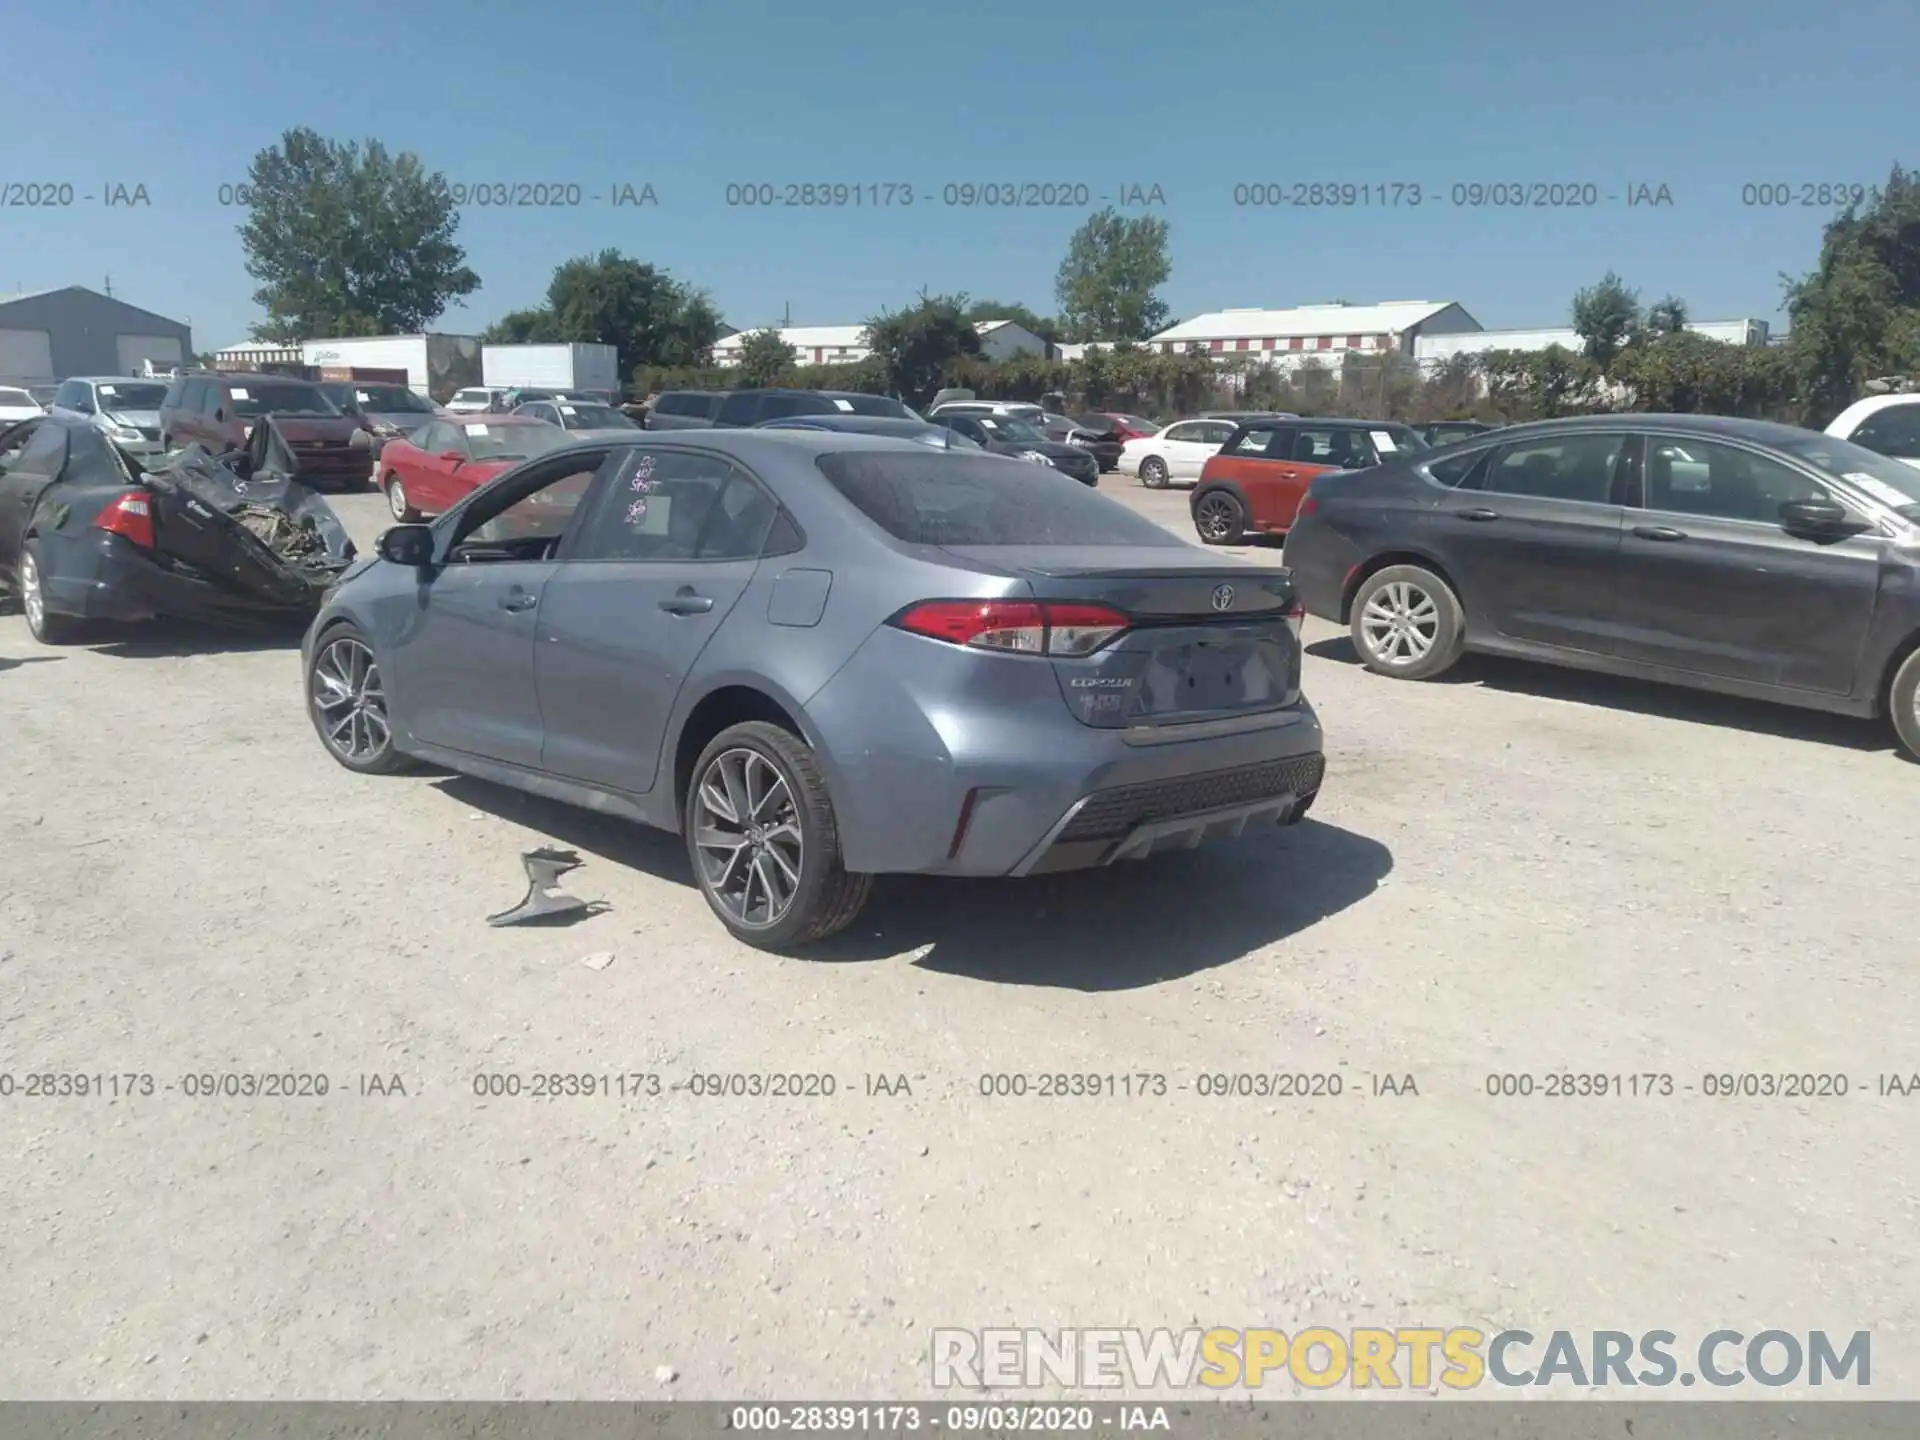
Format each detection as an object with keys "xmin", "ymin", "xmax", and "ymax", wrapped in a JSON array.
[{"xmin": 937, "ymin": 545, "xmax": 1303, "ymax": 728}]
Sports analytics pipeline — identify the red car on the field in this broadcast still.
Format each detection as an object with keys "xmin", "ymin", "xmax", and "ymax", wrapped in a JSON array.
[
  {"xmin": 1077, "ymin": 410, "xmax": 1160, "ymax": 442},
  {"xmin": 377, "ymin": 413, "xmax": 571, "ymax": 521},
  {"xmin": 1190, "ymin": 417, "xmax": 1428, "ymax": 545}
]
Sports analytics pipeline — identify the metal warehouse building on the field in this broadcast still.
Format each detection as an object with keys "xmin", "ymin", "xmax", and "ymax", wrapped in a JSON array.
[{"xmin": 0, "ymin": 285, "xmax": 193, "ymax": 387}]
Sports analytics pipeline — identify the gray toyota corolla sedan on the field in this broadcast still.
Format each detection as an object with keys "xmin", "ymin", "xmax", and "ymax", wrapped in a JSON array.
[{"xmin": 302, "ymin": 430, "xmax": 1325, "ymax": 949}]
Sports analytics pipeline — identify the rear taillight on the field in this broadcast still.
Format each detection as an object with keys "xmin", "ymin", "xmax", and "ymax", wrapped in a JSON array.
[
  {"xmin": 93, "ymin": 490, "xmax": 154, "ymax": 548},
  {"xmin": 890, "ymin": 599, "xmax": 1131, "ymax": 657}
]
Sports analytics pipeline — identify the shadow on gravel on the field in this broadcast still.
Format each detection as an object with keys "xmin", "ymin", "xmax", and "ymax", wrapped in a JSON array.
[
  {"xmin": 437, "ymin": 773, "xmax": 1392, "ymax": 988},
  {"xmin": 0, "ymin": 654, "xmax": 63, "ymax": 673},
  {"xmin": 88, "ymin": 619, "xmax": 306, "ymax": 658},
  {"xmin": 1306, "ymin": 634, "xmax": 1897, "ymax": 754}
]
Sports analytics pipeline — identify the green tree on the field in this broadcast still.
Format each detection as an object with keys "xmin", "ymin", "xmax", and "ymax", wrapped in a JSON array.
[
  {"xmin": 538, "ymin": 250, "xmax": 722, "ymax": 376},
  {"xmin": 1570, "ymin": 271, "xmax": 1641, "ymax": 368},
  {"xmin": 735, "ymin": 327, "xmax": 798, "ymax": 386},
  {"xmin": 1784, "ymin": 165, "xmax": 1920, "ymax": 422},
  {"xmin": 1645, "ymin": 294, "xmax": 1689, "ymax": 336},
  {"xmin": 864, "ymin": 292, "xmax": 981, "ymax": 405},
  {"xmin": 1055, "ymin": 209, "xmax": 1173, "ymax": 342},
  {"xmin": 963, "ymin": 299, "xmax": 1062, "ymax": 345},
  {"xmin": 481, "ymin": 307, "xmax": 560, "ymax": 344},
  {"xmin": 240, "ymin": 128, "xmax": 479, "ymax": 342}
]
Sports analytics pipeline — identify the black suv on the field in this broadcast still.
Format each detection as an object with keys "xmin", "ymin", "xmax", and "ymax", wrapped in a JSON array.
[
  {"xmin": 646, "ymin": 391, "xmax": 724, "ymax": 431},
  {"xmin": 712, "ymin": 389, "xmax": 916, "ymax": 427}
]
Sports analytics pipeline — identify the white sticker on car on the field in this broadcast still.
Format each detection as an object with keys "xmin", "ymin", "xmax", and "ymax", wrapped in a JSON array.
[
  {"xmin": 230, "ymin": 388, "xmax": 251, "ymax": 400},
  {"xmin": 1844, "ymin": 473, "xmax": 1914, "ymax": 509},
  {"xmin": 99, "ymin": 384, "xmax": 118, "ymax": 396},
  {"xmin": 1370, "ymin": 431, "xmax": 1397, "ymax": 452},
  {"xmin": 465, "ymin": 423, "xmax": 490, "ymax": 436},
  {"xmin": 561, "ymin": 406, "xmax": 577, "ymax": 416},
  {"xmin": 833, "ymin": 399, "xmax": 854, "ymax": 411}
]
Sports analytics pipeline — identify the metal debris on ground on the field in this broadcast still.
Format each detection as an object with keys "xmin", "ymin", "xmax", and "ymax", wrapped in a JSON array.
[{"xmin": 486, "ymin": 847, "xmax": 593, "ymax": 927}]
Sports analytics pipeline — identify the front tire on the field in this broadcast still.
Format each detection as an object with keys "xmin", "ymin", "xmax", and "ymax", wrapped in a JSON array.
[
  {"xmin": 20, "ymin": 542, "xmax": 87, "ymax": 644},
  {"xmin": 384, "ymin": 473, "xmax": 420, "ymax": 522},
  {"xmin": 1890, "ymin": 647, "xmax": 1920, "ymax": 760},
  {"xmin": 307, "ymin": 624, "xmax": 410, "ymax": 774},
  {"xmin": 1349, "ymin": 564, "xmax": 1465, "ymax": 680},
  {"xmin": 1193, "ymin": 488, "xmax": 1245, "ymax": 545},
  {"xmin": 1139, "ymin": 456, "xmax": 1170, "ymax": 489},
  {"xmin": 685, "ymin": 720, "xmax": 871, "ymax": 951}
]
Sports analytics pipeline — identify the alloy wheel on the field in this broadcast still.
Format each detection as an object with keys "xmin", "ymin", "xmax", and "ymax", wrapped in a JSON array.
[
  {"xmin": 1195, "ymin": 494, "xmax": 1239, "ymax": 541},
  {"xmin": 1360, "ymin": 581, "xmax": 1439, "ymax": 665},
  {"xmin": 20, "ymin": 551, "xmax": 45, "ymax": 634},
  {"xmin": 691, "ymin": 747, "xmax": 803, "ymax": 930},
  {"xmin": 386, "ymin": 477, "xmax": 409, "ymax": 520},
  {"xmin": 310, "ymin": 635, "xmax": 392, "ymax": 763}
]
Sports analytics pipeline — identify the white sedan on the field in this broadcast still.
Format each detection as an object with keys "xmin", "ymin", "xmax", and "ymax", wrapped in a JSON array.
[
  {"xmin": 1117, "ymin": 417, "xmax": 1237, "ymax": 488},
  {"xmin": 0, "ymin": 386, "xmax": 46, "ymax": 425},
  {"xmin": 1826, "ymin": 394, "xmax": 1920, "ymax": 469}
]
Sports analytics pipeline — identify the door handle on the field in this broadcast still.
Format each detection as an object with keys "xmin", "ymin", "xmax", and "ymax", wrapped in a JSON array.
[
  {"xmin": 499, "ymin": 589, "xmax": 537, "ymax": 612},
  {"xmin": 1632, "ymin": 525, "xmax": 1687, "ymax": 542},
  {"xmin": 659, "ymin": 590, "xmax": 715, "ymax": 615},
  {"xmin": 1458, "ymin": 507, "xmax": 1500, "ymax": 521}
]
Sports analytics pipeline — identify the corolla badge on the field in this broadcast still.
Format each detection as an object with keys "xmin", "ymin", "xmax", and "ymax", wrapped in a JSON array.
[{"xmin": 1210, "ymin": 584, "xmax": 1235, "ymax": 611}]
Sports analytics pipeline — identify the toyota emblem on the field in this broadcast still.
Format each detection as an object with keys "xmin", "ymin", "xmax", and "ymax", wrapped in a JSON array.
[{"xmin": 1210, "ymin": 584, "xmax": 1235, "ymax": 611}]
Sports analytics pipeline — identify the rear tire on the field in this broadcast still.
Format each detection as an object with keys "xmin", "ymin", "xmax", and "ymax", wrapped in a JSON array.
[
  {"xmin": 1193, "ymin": 488, "xmax": 1245, "ymax": 545},
  {"xmin": 20, "ymin": 542, "xmax": 87, "ymax": 645},
  {"xmin": 1349, "ymin": 564, "xmax": 1465, "ymax": 680},
  {"xmin": 1139, "ymin": 456, "xmax": 1169, "ymax": 489},
  {"xmin": 685, "ymin": 720, "xmax": 871, "ymax": 951},
  {"xmin": 1890, "ymin": 647, "xmax": 1920, "ymax": 760},
  {"xmin": 384, "ymin": 473, "xmax": 421, "ymax": 522}
]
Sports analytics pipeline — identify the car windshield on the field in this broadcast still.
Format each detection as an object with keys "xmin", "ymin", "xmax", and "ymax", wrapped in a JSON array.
[
  {"xmin": 231, "ymin": 383, "xmax": 340, "ymax": 419},
  {"xmin": 461, "ymin": 422, "xmax": 569, "ymax": 462},
  {"xmin": 355, "ymin": 385, "xmax": 434, "ymax": 413},
  {"xmin": 816, "ymin": 451, "xmax": 1186, "ymax": 546},
  {"xmin": 1779, "ymin": 431, "xmax": 1920, "ymax": 512},
  {"xmin": 96, "ymin": 383, "xmax": 167, "ymax": 409},
  {"xmin": 829, "ymin": 394, "xmax": 914, "ymax": 418},
  {"xmin": 558, "ymin": 403, "xmax": 635, "ymax": 429},
  {"xmin": 976, "ymin": 416, "xmax": 1044, "ymax": 443}
]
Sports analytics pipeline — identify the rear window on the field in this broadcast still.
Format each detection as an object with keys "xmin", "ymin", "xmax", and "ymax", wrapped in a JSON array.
[
  {"xmin": 815, "ymin": 451, "xmax": 1187, "ymax": 547},
  {"xmin": 0, "ymin": 388, "xmax": 37, "ymax": 406}
]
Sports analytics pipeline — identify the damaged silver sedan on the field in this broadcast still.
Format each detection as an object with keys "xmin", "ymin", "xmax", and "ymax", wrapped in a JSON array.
[{"xmin": 0, "ymin": 413, "xmax": 355, "ymax": 643}]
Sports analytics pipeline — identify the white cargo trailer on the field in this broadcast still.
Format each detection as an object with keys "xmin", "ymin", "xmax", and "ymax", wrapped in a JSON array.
[
  {"xmin": 300, "ymin": 333, "xmax": 483, "ymax": 402},
  {"xmin": 481, "ymin": 343, "xmax": 619, "ymax": 396},
  {"xmin": 0, "ymin": 327, "xmax": 56, "ymax": 387}
]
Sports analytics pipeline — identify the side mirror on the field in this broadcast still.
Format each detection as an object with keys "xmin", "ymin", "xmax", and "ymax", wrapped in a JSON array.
[
  {"xmin": 1779, "ymin": 497, "xmax": 1851, "ymax": 533},
  {"xmin": 213, "ymin": 408, "xmax": 226, "ymax": 422},
  {"xmin": 378, "ymin": 524, "xmax": 437, "ymax": 568}
]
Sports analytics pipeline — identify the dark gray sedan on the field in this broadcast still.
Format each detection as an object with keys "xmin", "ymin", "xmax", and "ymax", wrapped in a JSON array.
[
  {"xmin": 1281, "ymin": 414, "xmax": 1920, "ymax": 756},
  {"xmin": 303, "ymin": 430, "xmax": 1326, "ymax": 949}
]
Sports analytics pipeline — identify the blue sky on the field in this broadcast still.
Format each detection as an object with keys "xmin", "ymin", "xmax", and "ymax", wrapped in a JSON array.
[{"xmin": 6, "ymin": 0, "xmax": 1914, "ymax": 350}]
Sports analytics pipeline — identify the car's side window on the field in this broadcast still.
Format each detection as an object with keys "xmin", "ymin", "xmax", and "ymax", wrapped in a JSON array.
[
  {"xmin": 1425, "ymin": 447, "xmax": 1492, "ymax": 488},
  {"xmin": 180, "ymin": 378, "xmax": 207, "ymax": 413},
  {"xmin": 1479, "ymin": 434, "xmax": 1624, "ymax": 504},
  {"xmin": 1643, "ymin": 437, "xmax": 1829, "ymax": 524},
  {"xmin": 570, "ymin": 449, "xmax": 778, "ymax": 562},
  {"xmin": 52, "ymin": 381, "xmax": 84, "ymax": 411},
  {"xmin": 1222, "ymin": 426, "xmax": 1270, "ymax": 455},
  {"xmin": 1849, "ymin": 404, "xmax": 1920, "ymax": 460},
  {"xmin": 716, "ymin": 392, "xmax": 762, "ymax": 426},
  {"xmin": 452, "ymin": 450, "xmax": 619, "ymax": 557},
  {"xmin": 1292, "ymin": 428, "xmax": 1365, "ymax": 467},
  {"xmin": 1163, "ymin": 423, "xmax": 1199, "ymax": 444},
  {"xmin": 1200, "ymin": 421, "xmax": 1237, "ymax": 446}
]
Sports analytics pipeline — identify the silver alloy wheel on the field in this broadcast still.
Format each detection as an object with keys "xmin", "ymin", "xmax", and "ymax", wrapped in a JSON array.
[
  {"xmin": 1359, "ymin": 580, "xmax": 1440, "ymax": 665},
  {"xmin": 20, "ymin": 550, "xmax": 45, "ymax": 634},
  {"xmin": 1141, "ymin": 457, "xmax": 1168, "ymax": 488},
  {"xmin": 691, "ymin": 747, "xmax": 803, "ymax": 930},
  {"xmin": 386, "ymin": 476, "xmax": 409, "ymax": 520},
  {"xmin": 310, "ymin": 635, "xmax": 392, "ymax": 763},
  {"xmin": 1195, "ymin": 493, "xmax": 1239, "ymax": 540}
]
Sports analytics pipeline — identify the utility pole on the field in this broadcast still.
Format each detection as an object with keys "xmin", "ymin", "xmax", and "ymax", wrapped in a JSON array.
[
  {"xmin": 104, "ymin": 275, "xmax": 114, "ymax": 297},
  {"xmin": 783, "ymin": 301, "xmax": 791, "ymax": 326}
]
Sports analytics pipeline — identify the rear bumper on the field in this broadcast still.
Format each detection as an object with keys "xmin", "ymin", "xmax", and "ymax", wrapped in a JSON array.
[
  {"xmin": 803, "ymin": 627, "xmax": 1325, "ymax": 877},
  {"xmin": 1016, "ymin": 751, "xmax": 1326, "ymax": 875},
  {"xmin": 1281, "ymin": 518, "xmax": 1360, "ymax": 623},
  {"xmin": 35, "ymin": 529, "xmax": 312, "ymax": 625}
]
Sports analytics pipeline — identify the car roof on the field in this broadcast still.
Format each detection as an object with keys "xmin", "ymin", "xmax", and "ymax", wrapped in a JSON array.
[
  {"xmin": 760, "ymin": 415, "xmax": 938, "ymax": 434},
  {"xmin": 201, "ymin": 372, "xmax": 320, "ymax": 384},
  {"xmin": 1481, "ymin": 413, "xmax": 1824, "ymax": 446},
  {"xmin": 1829, "ymin": 393, "xmax": 1920, "ymax": 427},
  {"xmin": 449, "ymin": 412, "xmax": 549, "ymax": 425},
  {"xmin": 1231, "ymin": 415, "xmax": 1404, "ymax": 430}
]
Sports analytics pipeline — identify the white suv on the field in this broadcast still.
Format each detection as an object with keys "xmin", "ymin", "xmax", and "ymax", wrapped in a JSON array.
[
  {"xmin": 1826, "ymin": 394, "xmax": 1920, "ymax": 470},
  {"xmin": 927, "ymin": 400, "xmax": 1048, "ymax": 426}
]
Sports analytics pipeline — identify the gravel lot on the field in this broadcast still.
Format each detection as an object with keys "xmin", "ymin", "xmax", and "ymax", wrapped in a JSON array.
[{"xmin": 1, "ymin": 471, "xmax": 1916, "ymax": 1399}]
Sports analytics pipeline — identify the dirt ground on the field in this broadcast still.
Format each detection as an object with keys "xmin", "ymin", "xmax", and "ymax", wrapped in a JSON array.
[{"xmin": 1, "ymin": 477, "xmax": 1915, "ymax": 1399}]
